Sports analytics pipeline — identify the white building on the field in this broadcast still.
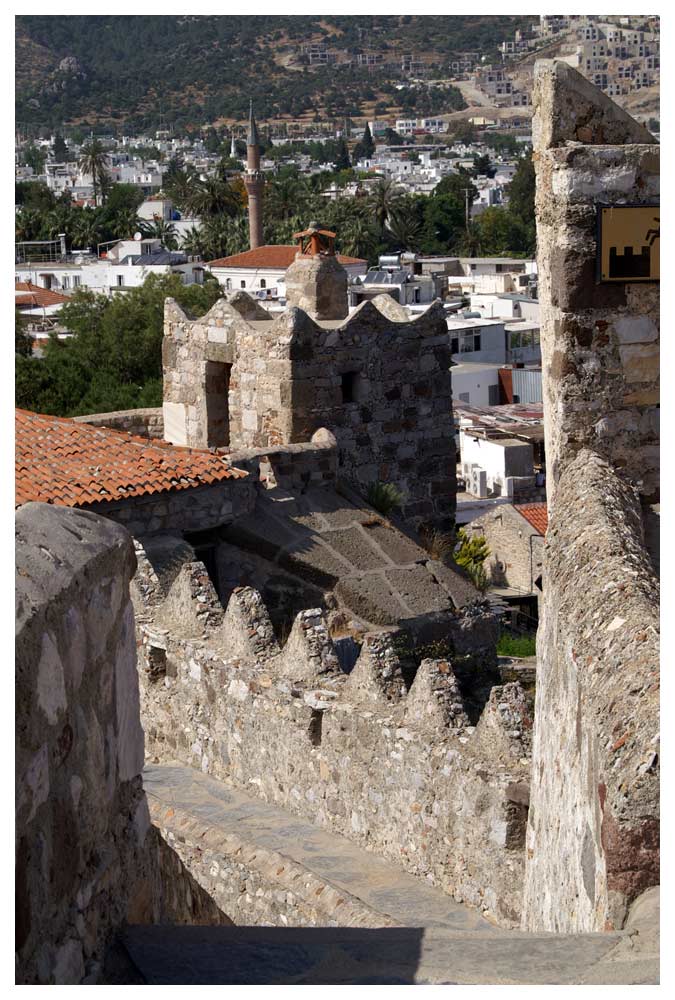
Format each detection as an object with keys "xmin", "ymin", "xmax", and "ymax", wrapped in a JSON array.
[
  {"xmin": 15, "ymin": 237, "xmax": 204, "ymax": 297},
  {"xmin": 207, "ymin": 245, "xmax": 367, "ymax": 300}
]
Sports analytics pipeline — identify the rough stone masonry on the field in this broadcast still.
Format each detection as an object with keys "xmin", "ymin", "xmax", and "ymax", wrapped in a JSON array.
[
  {"xmin": 162, "ymin": 271, "xmax": 455, "ymax": 525},
  {"xmin": 523, "ymin": 61, "xmax": 659, "ymax": 934}
]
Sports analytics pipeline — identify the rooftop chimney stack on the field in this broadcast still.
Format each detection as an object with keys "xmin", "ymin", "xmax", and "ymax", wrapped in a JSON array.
[{"xmin": 284, "ymin": 222, "xmax": 349, "ymax": 321}]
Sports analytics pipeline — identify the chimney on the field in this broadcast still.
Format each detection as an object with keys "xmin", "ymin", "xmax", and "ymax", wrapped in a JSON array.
[{"xmin": 284, "ymin": 223, "xmax": 349, "ymax": 321}]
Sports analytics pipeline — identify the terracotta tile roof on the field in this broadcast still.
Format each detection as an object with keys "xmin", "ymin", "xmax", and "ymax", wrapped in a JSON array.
[
  {"xmin": 15, "ymin": 281, "xmax": 69, "ymax": 308},
  {"xmin": 15, "ymin": 409, "xmax": 247, "ymax": 509},
  {"xmin": 514, "ymin": 503, "xmax": 548, "ymax": 536},
  {"xmin": 208, "ymin": 245, "xmax": 367, "ymax": 268}
]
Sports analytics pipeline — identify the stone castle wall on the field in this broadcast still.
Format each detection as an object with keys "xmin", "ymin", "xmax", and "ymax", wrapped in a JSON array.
[
  {"xmin": 82, "ymin": 476, "xmax": 256, "ymax": 540},
  {"xmin": 74, "ymin": 408, "xmax": 164, "ymax": 439},
  {"xmin": 523, "ymin": 452, "xmax": 659, "ymax": 933},
  {"xmin": 523, "ymin": 62, "xmax": 660, "ymax": 933},
  {"xmin": 533, "ymin": 61, "xmax": 659, "ymax": 506},
  {"xmin": 15, "ymin": 504, "xmax": 156, "ymax": 984},
  {"xmin": 162, "ymin": 293, "xmax": 455, "ymax": 524},
  {"xmin": 135, "ymin": 564, "xmax": 531, "ymax": 928}
]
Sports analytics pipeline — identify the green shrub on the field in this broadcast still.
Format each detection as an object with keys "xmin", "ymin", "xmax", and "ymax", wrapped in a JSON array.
[
  {"xmin": 367, "ymin": 481, "xmax": 403, "ymax": 516},
  {"xmin": 496, "ymin": 633, "xmax": 537, "ymax": 658}
]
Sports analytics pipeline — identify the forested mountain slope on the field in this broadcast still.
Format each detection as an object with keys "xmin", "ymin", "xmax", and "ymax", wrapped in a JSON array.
[{"xmin": 16, "ymin": 15, "xmax": 531, "ymax": 132}]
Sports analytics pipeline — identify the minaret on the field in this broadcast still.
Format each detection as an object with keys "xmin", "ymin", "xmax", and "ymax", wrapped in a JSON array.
[
  {"xmin": 230, "ymin": 132, "xmax": 237, "ymax": 159},
  {"xmin": 243, "ymin": 102, "xmax": 264, "ymax": 250}
]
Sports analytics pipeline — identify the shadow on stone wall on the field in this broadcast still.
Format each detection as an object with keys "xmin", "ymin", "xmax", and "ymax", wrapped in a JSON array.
[{"xmin": 118, "ymin": 925, "xmax": 427, "ymax": 985}]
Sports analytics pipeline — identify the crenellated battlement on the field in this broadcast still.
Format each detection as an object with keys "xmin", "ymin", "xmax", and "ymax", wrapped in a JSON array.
[
  {"xmin": 137, "ymin": 563, "xmax": 531, "ymax": 927},
  {"xmin": 162, "ymin": 289, "xmax": 455, "ymax": 525}
]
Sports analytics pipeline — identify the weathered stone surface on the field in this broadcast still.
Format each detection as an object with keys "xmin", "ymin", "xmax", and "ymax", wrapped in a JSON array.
[
  {"xmin": 15, "ymin": 503, "xmax": 156, "ymax": 985},
  {"xmin": 138, "ymin": 584, "xmax": 527, "ymax": 926},
  {"xmin": 285, "ymin": 253, "xmax": 349, "ymax": 321},
  {"xmin": 162, "ymin": 292, "xmax": 456, "ymax": 525},
  {"xmin": 534, "ymin": 64, "xmax": 659, "ymax": 505},
  {"xmin": 524, "ymin": 67, "xmax": 660, "ymax": 935},
  {"xmin": 523, "ymin": 453, "xmax": 659, "ymax": 933}
]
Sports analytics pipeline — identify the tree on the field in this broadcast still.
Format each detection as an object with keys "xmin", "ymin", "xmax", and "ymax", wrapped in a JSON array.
[
  {"xmin": 23, "ymin": 145, "xmax": 47, "ymax": 175},
  {"xmin": 333, "ymin": 138, "xmax": 351, "ymax": 171},
  {"xmin": 368, "ymin": 177, "xmax": 404, "ymax": 235},
  {"xmin": 15, "ymin": 309, "xmax": 32, "ymax": 356},
  {"xmin": 384, "ymin": 127, "xmax": 405, "ymax": 146},
  {"xmin": 386, "ymin": 202, "xmax": 424, "ymax": 252},
  {"xmin": 141, "ymin": 219, "xmax": 179, "ymax": 250},
  {"xmin": 78, "ymin": 139, "xmax": 109, "ymax": 206},
  {"xmin": 16, "ymin": 274, "xmax": 224, "ymax": 417},
  {"xmin": 474, "ymin": 206, "xmax": 530, "ymax": 256},
  {"xmin": 506, "ymin": 153, "xmax": 535, "ymax": 230},
  {"xmin": 352, "ymin": 122, "xmax": 375, "ymax": 162},
  {"xmin": 472, "ymin": 153, "xmax": 496, "ymax": 178},
  {"xmin": 454, "ymin": 529, "xmax": 490, "ymax": 591},
  {"xmin": 52, "ymin": 133, "xmax": 70, "ymax": 162}
]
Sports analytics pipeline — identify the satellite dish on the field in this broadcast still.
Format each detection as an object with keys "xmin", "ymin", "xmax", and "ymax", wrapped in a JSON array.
[{"xmin": 134, "ymin": 231, "xmax": 143, "ymax": 241}]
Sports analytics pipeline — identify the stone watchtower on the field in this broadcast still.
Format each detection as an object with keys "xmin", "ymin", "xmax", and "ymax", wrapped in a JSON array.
[
  {"xmin": 162, "ymin": 221, "xmax": 455, "ymax": 525},
  {"xmin": 284, "ymin": 224, "xmax": 349, "ymax": 321},
  {"xmin": 243, "ymin": 102, "xmax": 264, "ymax": 250}
]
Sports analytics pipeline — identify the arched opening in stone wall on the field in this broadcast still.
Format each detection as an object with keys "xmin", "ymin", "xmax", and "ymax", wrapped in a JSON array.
[{"xmin": 204, "ymin": 361, "xmax": 232, "ymax": 448}]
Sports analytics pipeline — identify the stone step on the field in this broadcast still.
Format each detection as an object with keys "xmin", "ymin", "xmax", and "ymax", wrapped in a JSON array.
[
  {"xmin": 132, "ymin": 765, "xmax": 659, "ymax": 985},
  {"xmin": 119, "ymin": 923, "xmax": 658, "ymax": 985}
]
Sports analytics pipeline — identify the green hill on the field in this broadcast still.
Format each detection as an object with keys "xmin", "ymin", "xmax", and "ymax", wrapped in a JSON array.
[{"xmin": 15, "ymin": 15, "xmax": 533, "ymax": 134}]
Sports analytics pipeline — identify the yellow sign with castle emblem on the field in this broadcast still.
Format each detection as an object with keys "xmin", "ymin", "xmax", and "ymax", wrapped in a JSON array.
[{"xmin": 598, "ymin": 205, "xmax": 660, "ymax": 283}]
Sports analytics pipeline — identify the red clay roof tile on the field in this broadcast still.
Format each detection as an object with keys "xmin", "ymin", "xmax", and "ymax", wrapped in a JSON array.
[
  {"xmin": 15, "ymin": 409, "xmax": 247, "ymax": 509},
  {"xmin": 514, "ymin": 503, "xmax": 548, "ymax": 536},
  {"xmin": 15, "ymin": 281, "xmax": 69, "ymax": 308},
  {"xmin": 207, "ymin": 244, "xmax": 366, "ymax": 269}
]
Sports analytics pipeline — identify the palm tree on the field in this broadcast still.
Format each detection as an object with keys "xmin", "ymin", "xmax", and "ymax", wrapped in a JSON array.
[
  {"xmin": 386, "ymin": 205, "xmax": 424, "ymax": 253},
  {"xmin": 266, "ymin": 176, "xmax": 311, "ymax": 221},
  {"xmin": 368, "ymin": 178, "xmax": 404, "ymax": 235},
  {"xmin": 111, "ymin": 207, "xmax": 143, "ymax": 240},
  {"xmin": 180, "ymin": 225, "xmax": 207, "ymax": 257},
  {"xmin": 339, "ymin": 215, "xmax": 378, "ymax": 262},
  {"xmin": 186, "ymin": 176, "xmax": 240, "ymax": 219},
  {"xmin": 70, "ymin": 209, "xmax": 103, "ymax": 252},
  {"xmin": 142, "ymin": 219, "xmax": 179, "ymax": 250},
  {"xmin": 162, "ymin": 165, "xmax": 198, "ymax": 213},
  {"xmin": 78, "ymin": 139, "xmax": 109, "ymax": 207},
  {"xmin": 456, "ymin": 222, "xmax": 484, "ymax": 258}
]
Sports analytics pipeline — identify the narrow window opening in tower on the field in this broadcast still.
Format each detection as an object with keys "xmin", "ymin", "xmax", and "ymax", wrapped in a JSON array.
[
  {"xmin": 205, "ymin": 361, "xmax": 231, "ymax": 447},
  {"xmin": 308, "ymin": 709, "xmax": 323, "ymax": 747},
  {"xmin": 341, "ymin": 371, "xmax": 361, "ymax": 404}
]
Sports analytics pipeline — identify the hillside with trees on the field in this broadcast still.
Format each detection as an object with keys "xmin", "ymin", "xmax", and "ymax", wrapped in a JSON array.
[{"xmin": 16, "ymin": 15, "xmax": 532, "ymax": 132}]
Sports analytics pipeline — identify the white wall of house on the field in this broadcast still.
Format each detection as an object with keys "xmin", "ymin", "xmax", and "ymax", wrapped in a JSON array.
[
  {"xmin": 451, "ymin": 364, "xmax": 500, "ymax": 407},
  {"xmin": 448, "ymin": 319, "xmax": 506, "ymax": 364},
  {"xmin": 460, "ymin": 430, "xmax": 534, "ymax": 493}
]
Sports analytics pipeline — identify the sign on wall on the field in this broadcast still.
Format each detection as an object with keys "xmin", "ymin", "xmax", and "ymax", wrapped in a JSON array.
[{"xmin": 597, "ymin": 205, "xmax": 659, "ymax": 283}]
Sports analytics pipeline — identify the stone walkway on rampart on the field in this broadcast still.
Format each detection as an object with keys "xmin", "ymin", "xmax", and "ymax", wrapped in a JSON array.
[{"xmin": 117, "ymin": 766, "xmax": 659, "ymax": 985}]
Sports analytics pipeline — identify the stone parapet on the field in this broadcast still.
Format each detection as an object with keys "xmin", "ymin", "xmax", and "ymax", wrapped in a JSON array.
[
  {"xmin": 138, "ymin": 581, "xmax": 530, "ymax": 928},
  {"xmin": 162, "ymin": 293, "xmax": 455, "ymax": 525},
  {"xmin": 523, "ymin": 451, "xmax": 659, "ymax": 933},
  {"xmin": 15, "ymin": 503, "xmax": 157, "ymax": 984},
  {"xmin": 73, "ymin": 408, "xmax": 164, "ymax": 439}
]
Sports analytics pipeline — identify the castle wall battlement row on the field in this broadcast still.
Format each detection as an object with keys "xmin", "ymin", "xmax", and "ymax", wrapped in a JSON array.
[
  {"xmin": 162, "ymin": 292, "xmax": 455, "ymax": 524},
  {"xmin": 136, "ymin": 567, "xmax": 530, "ymax": 927}
]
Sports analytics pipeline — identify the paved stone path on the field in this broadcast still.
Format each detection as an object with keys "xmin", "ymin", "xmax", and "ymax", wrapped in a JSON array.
[{"xmin": 120, "ymin": 765, "xmax": 659, "ymax": 985}]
